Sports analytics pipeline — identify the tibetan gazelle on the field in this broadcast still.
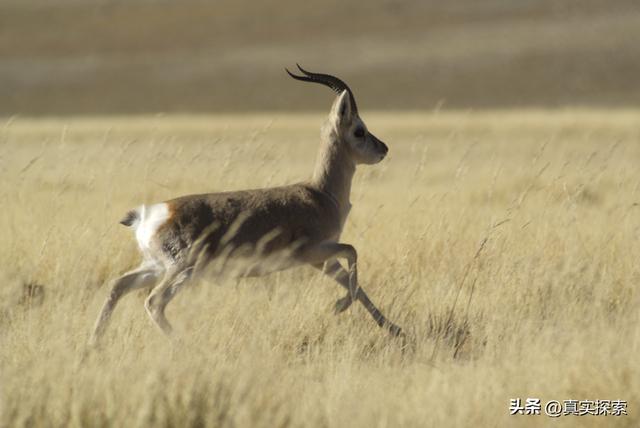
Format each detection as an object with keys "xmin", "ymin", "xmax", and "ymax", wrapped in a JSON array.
[{"xmin": 90, "ymin": 65, "xmax": 403, "ymax": 345}]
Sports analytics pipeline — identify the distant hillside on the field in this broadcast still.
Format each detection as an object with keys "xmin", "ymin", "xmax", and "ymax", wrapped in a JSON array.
[{"xmin": 1, "ymin": 0, "xmax": 639, "ymax": 115}]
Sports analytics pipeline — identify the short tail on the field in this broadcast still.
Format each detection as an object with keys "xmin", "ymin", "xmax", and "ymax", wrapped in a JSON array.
[{"xmin": 119, "ymin": 209, "xmax": 140, "ymax": 227}]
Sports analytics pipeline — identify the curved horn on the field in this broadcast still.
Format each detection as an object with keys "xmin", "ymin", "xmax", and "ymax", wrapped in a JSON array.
[{"xmin": 285, "ymin": 63, "xmax": 358, "ymax": 114}]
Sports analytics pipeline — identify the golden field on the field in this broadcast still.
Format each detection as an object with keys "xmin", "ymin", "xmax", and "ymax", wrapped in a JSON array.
[{"xmin": 0, "ymin": 111, "xmax": 638, "ymax": 427}]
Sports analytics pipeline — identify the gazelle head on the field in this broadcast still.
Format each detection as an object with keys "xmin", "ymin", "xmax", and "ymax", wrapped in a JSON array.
[{"xmin": 286, "ymin": 64, "xmax": 389, "ymax": 165}]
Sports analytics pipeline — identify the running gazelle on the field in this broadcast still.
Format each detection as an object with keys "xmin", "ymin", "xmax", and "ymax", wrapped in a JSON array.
[{"xmin": 90, "ymin": 65, "xmax": 404, "ymax": 344}]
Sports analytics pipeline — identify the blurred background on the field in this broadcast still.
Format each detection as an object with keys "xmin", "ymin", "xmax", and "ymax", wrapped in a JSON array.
[{"xmin": 1, "ymin": 0, "xmax": 639, "ymax": 116}]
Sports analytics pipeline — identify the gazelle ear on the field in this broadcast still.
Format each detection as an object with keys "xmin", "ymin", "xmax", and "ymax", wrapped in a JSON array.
[{"xmin": 329, "ymin": 90, "xmax": 353, "ymax": 127}]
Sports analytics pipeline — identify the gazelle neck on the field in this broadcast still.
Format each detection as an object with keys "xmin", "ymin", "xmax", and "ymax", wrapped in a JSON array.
[{"xmin": 311, "ymin": 124, "xmax": 355, "ymax": 214}]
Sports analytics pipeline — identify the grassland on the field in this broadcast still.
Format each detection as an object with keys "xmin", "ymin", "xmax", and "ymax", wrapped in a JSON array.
[{"xmin": 0, "ymin": 111, "xmax": 639, "ymax": 427}]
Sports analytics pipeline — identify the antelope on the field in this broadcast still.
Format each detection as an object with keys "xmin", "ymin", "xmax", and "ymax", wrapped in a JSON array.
[{"xmin": 90, "ymin": 65, "xmax": 404, "ymax": 345}]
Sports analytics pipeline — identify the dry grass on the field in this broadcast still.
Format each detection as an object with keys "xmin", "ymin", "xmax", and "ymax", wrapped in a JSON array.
[{"xmin": 0, "ymin": 111, "xmax": 639, "ymax": 427}]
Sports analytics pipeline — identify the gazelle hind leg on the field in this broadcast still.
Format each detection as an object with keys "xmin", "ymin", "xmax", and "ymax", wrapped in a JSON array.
[
  {"xmin": 90, "ymin": 265, "xmax": 161, "ymax": 345},
  {"xmin": 144, "ymin": 266, "xmax": 194, "ymax": 336}
]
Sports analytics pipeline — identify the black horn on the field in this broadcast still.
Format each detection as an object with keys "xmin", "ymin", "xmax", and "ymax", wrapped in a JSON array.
[{"xmin": 285, "ymin": 64, "xmax": 358, "ymax": 114}]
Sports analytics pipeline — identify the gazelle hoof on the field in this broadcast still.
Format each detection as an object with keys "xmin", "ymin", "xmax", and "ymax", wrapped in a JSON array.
[
  {"xmin": 334, "ymin": 295, "xmax": 353, "ymax": 314},
  {"xmin": 388, "ymin": 323, "xmax": 403, "ymax": 337}
]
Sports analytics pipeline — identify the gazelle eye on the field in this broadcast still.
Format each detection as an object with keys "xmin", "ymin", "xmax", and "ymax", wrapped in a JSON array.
[{"xmin": 354, "ymin": 128, "xmax": 365, "ymax": 138}]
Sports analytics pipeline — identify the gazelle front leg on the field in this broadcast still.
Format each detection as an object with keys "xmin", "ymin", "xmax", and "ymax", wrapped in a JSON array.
[
  {"xmin": 314, "ymin": 260, "xmax": 403, "ymax": 337},
  {"xmin": 314, "ymin": 261, "xmax": 354, "ymax": 313},
  {"xmin": 303, "ymin": 242, "xmax": 403, "ymax": 338}
]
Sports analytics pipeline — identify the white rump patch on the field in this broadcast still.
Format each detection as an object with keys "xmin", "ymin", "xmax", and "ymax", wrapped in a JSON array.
[{"xmin": 133, "ymin": 203, "xmax": 171, "ymax": 255}]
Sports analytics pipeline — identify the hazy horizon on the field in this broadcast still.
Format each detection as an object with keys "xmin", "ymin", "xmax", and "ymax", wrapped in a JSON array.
[{"xmin": 2, "ymin": 0, "xmax": 639, "ymax": 115}]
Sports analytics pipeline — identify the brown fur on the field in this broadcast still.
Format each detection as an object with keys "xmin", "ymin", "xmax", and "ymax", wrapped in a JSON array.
[{"xmin": 157, "ymin": 184, "xmax": 342, "ymax": 267}]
